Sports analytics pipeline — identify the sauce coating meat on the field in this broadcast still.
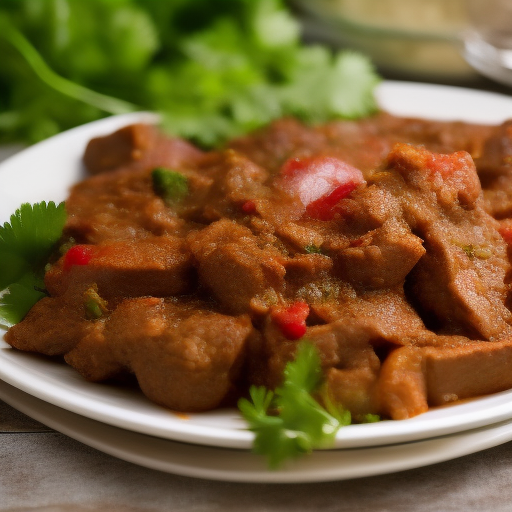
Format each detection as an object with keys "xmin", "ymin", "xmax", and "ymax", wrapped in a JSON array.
[{"xmin": 7, "ymin": 112, "xmax": 512, "ymax": 420}]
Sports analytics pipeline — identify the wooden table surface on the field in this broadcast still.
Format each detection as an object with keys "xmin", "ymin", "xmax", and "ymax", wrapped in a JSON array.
[
  {"xmin": 4, "ymin": 78, "xmax": 512, "ymax": 512},
  {"xmin": 5, "ymin": 395, "xmax": 512, "ymax": 512}
]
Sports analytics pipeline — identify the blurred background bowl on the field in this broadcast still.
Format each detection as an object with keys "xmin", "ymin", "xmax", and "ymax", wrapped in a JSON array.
[{"xmin": 290, "ymin": 0, "xmax": 478, "ymax": 82}]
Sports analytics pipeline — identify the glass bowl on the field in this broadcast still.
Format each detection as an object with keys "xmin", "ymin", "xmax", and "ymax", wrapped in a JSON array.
[{"xmin": 291, "ymin": 0, "xmax": 478, "ymax": 81}]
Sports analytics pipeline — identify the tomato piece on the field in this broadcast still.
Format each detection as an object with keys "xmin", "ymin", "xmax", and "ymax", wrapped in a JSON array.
[
  {"xmin": 64, "ymin": 245, "xmax": 94, "ymax": 271},
  {"xmin": 305, "ymin": 182, "xmax": 360, "ymax": 221},
  {"xmin": 277, "ymin": 156, "xmax": 365, "ymax": 220},
  {"xmin": 271, "ymin": 301, "xmax": 310, "ymax": 340},
  {"xmin": 499, "ymin": 224, "xmax": 512, "ymax": 246},
  {"xmin": 242, "ymin": 200, "xmax": 257, "ymax": 214}
]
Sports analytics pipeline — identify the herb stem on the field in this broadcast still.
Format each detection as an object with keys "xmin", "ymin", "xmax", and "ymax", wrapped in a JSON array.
[{"xmin": 1, "ymin": 21, "xmax": 138, "ymax": 115}]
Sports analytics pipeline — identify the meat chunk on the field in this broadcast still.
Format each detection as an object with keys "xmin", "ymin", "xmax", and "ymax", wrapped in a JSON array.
[
  {"xmin": 64, "ymin": 298, "xmax": 255, "ymax": 411},
  {"xmin": 310, "ymin": 288, "xmax": 428, "ymax": 347},
  {"xmin": 334, "ymin": 218, "xmax": 425, "ymax": 289},
  {"xmin": 4, "ymin": 295, "xmax": 89, "ymax": 356},
  {"xmin": 409, "ymin": 222, "xmax": 512, "ymax": 340},
  {"xmin": 69, "ymin": 125, "xmax": 208, "ymax": 244},
  {"xmin": 378, "ymin": 338, "xmax": 512, "ymax": 420},
  {"xmin": 249, "ymin": 316, "xmax": 381, "ymax": 419},
  {"xmin": 45, "ymin": 236, "xmax": 193, "ymax": 301},
  {"xmin": 188, "ymin": 219, "xmax": 286, "ymax": 315},
  {"xmin": 83, "ymin": 123, "xmax": 204, "ymax": 175},
  {"xmin": 387, "ymin": 142, "xmax": 482, "ymax": 208},
  {"xmin": 476, "ymin": 121, "xmax": 512, "ymax": 183},
  {"xmin": 326, "ymin": 367, "xmax": 379, "ymax": 420},
  {"xmin": 65, "ymin": 167, "xmax": 183, "ymax": 243},
  {"xmin": 425, "ymin": 340, "xmax": 512, "ymax": 406},
  {"xmin": 383, "ymin": 143, "xmax": 512, "ymax": 340},
  {"xmin": 377, "ymin": 346, "xmax": 428, "ymax": 420},
  {"xmin": 474, "ymin": 121, "xmax": 512, "ymax": 218}
]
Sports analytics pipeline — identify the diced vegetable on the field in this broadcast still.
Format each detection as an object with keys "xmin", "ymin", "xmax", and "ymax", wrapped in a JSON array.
[
  {"xmin": 83, "ymin": 285, "xmax": 108, "ymax": 320},
  {"xmin": 499, "ymin": 223, "xmax": 512, "ymax": 246},
  {"xmin": 242, "ymin": 200, "xmax": 257, "ymax": 214},
  {"xmin": 271, "ymin": 301, "xmax": 310, "ymax": 340},
  {"xmin": 63, "ymin": 245, "xmax": 94, "ymax": 270},
  {"xmin": 304, "ymin": 244, "xmax": 322, "ymax": 254},
  {"xmin": 277, "ymin": 156, "xmax": 365, "ymax": 220},
  {"xmin": 460, "ymin": 244, "xmax": 492, "ymax": 260},
  {"xmin": 152, "ymin": 167, "xmax": 189, "ymax": 205}
]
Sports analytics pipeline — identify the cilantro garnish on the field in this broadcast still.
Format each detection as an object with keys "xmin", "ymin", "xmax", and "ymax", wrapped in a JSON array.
[
  {"xmin": 238, "ymin": 341, "xmax": 351, "ymax": 469},
  {"xmin": 304, "ymin": 244, "xmax": 322, "ymax": 254},
  {"xmin": 0, "ymin": 0, "xmax": 380, "ymax": 146},
  {"xmin": 83, "ymin": 285, "xmax": 109, "ymax": 320},
  {"xmin": 152, "ymin": 168, "xmax": 189, "ymax": 205},
  {"xmin": 0, "ymin": 202, "xmax": 66, "ymax": 328}
]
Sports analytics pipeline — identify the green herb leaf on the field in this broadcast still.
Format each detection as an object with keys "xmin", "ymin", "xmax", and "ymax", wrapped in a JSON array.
[
  {"xmin": 238, "ymin": 341, "xmax": 351, "ymax": 469},
  {"xmin": 152, "ymin": 168, "xmax": 189, "ymax": 205},
  {"xmin": 0, "ymin": 201, "xmax": 66, "ymax": 327},
  {"xmin": 83, "ymin": 285, "xmax": 109, "ymax": 320},
  {"xmin": 304, "ymin": 244, "xmax": 322, "ymax": 254},
  {"xmin": 362, "ymin": 413, "xmax": 381, "ymax": 423},
  {"xmin": 0, "ymin": 274, "xmax": 46, "ymax": 329},
  {"xmin": 0, "ymin": 202, "xmax": 67, "ymax": 266},
  {"xmin": 0, "ymin": 0, "xmax": 381, "ymax": 146}
]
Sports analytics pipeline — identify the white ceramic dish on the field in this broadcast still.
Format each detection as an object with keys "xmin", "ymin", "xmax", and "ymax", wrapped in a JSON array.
[
  {"xmin": 4, "ymin": 378, "xmax": 512, "ymax": 483},
  {"xmin": 2, "ymin": 81, "xmax": 512, "ymax": 451}
]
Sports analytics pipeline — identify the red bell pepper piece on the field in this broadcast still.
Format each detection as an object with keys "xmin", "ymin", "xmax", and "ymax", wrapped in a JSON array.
[
  {"xmin": 271, "ymin": 301, "xmax": 310, "ymax": 340},
  {"xmin": 277, "ymin": 156, "xmax": 365, "ymax": 220},
  {"xmin": 242, "ymin": 200, "xmax": 257, "ymax": 214},
  {"xmin": 63, "ymin": 245, "xmax": 94, "ymax": 271}
]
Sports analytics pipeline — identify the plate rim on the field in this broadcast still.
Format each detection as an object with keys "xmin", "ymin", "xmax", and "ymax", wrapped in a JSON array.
[{"xmin": 4, "ymin": 378, "xmax": 512, "ymax": 483}]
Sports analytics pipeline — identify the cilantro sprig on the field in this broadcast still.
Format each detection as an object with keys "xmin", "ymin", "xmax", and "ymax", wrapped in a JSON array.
[
  {"xmin": 152, "ymin": 168, "xmax": 189, "ymax": 205},
  {"xmin": 238, "ymin": 341, "xmax": 351, "ymax": 469},
  {"xmin": 0, "ymin": 201, "xmax": 66, "ymax": 328},
  {"xmin": 0, "ymin": 0, "xmax": 380, "ymax": 146}
]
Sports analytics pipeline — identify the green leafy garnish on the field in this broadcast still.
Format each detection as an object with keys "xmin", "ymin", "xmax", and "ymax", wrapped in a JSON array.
[
  {"xmin": 0, "ymin": 201, "xmax": 66, "ymax": 328},
  {"xmin": 0, "ymin": 0, "xmax": 380, "ymax": 146},
  {"xmin": 83, "ymin": 285, "xmax": 109, "ymax": 320},
  {"xmin": 152, "ymin": 168, "xmax": 189, "ymax": 205},
  {"xmin": 362, "ymin": 413, "xmax": 381, "ymax": 423},
  {"xmin": 304, "ymin": 244, "xmax": 322, "ymax": 254},
  {"xmin": 238, "ymin": 341, "xmax": 351, "ymax": 469},
  {"xmin": 453, "ymin": 240, "xmax": 493, "ymax": 260},
  {"xmin": 462, "ymin": 244, "xmax": 492, "ymax": 260}
]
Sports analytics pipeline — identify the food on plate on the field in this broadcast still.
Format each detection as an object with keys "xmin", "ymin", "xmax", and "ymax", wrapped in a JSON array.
[{"xmin": 5, "ymin": 111, "xmax": 512, "ymax": 428}]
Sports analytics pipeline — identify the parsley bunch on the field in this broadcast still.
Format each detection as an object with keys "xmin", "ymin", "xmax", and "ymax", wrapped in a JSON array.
[
  {"xmin": 0, "ymin": 202, "xmax": 66, "ymax": 328},
  {"xmin": 0, "ymin": 0, "xmax": 380, "ymax": 147},
  {"xmin": 238, "ymin": 342, "xmax": 351, "ymax": 468}
]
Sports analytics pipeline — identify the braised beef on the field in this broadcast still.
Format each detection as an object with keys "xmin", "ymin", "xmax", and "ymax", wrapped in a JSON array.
[{"xmin": 6, "ymin": 113, "xmax": 512, "ymax": 419}]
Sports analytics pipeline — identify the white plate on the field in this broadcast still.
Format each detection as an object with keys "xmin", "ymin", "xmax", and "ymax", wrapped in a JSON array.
[
  {"xmin": 4, "ymin": 378, "xmax": 512, "ymax": 483},
  {"xmin": 3, "ymin": 81, "xmax": 512, "ymax": 451}
]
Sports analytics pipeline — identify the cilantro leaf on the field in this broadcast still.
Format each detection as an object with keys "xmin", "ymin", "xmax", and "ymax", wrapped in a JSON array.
[
  {"xmin": 238, "ymin": 341, "xmax": 351, "ymax": 469},
  {"xmin": 0, "ymin": 274, "xmax": 46, "ymax": 329},
  {"xmin": 0, "ymin": 202, "xmax": 67, "ymax": 266},
  {"xmin": 0, "ymin": 201, "xmax": 66, "ymax": 328},
  {"xmin": 0, "ymin": 0, "xmax": 381, "ymax": 146},
  {"xmin": 151, "ymin": 168, "xmax": 189, "ymax": 205}
]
